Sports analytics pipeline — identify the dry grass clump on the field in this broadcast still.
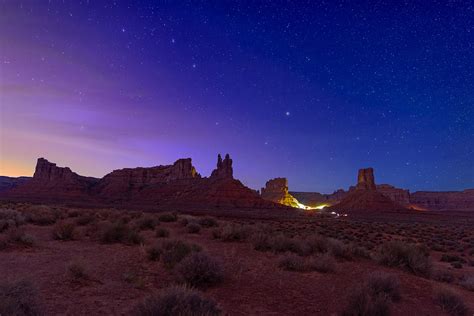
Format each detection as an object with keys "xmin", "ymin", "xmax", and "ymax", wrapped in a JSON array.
[
  {"xmin": 278, "ymin": 253, "xmax": 306, "ymax": 272},
  {"xmin": 75, "ymin": 213, "xmax": 95, "ymax": 226},
  {"xmin": 134, "ymin": 216, "xmax": 158, "ymax": 231},
  {"xmin": 155, "ymin": 227, "xmax": 170, "ymax": 238},
  {"xmin": 0, "ymin": 280, "xmax": 42, "ymax": 316},
  {"xmin": 158, "ymin": 213, "xmax": 178, "ymax": 222},
  {"xmin": 459, "ymin": 275, "xmax": 474, "ymax": 291},
  {"xmin": 24, "ymin": 206, "xmax": 58, "ymax": 226},
  {"xmin": 198, "ymin": 216, "xmax": 219, "ymax": 228},
  {"xmin": 342, "ymin": 272, "xmax": 400, "ymax": 316},
  {"xmin": 377, "ymin": 241, "xmax": 432, "ymax": 276},
  {"xmin": 433, "ymin": 287, "xmax": 470, "ymax": 316},
  {"xmin": 175, "ymin": 252, "xmax": 224, "ymax": 288},
  {"xmin": 306, "ymin": 254, "xmax": 337, "ymax": 273},
  {"xmin": 212, "ymin": 224, "xmax": 251, "ymax": 242},
  {"xmin": 52, "ymin": 221, "xmax": 76, "ymax": 241},
  {"xmin": 0, "ymin": 227, "xmax": 35, "ymax": 249},
  {"xmin": 146, "ymin": 245, "xmax": 161, "ymax": 261},
  {"xmin": 433, "ymin": 270, "xmax": 455, "ymax": 284},
  {"xmin": 100, "ymin": 222, "xmax": 143, "ymax": 245},
  {"xmin": 159, "ymin": 239, "xmax": 202, "ymax": 269},
  {"xmin": 0, "ymin": 209, "xmax": 25, "ymax": 232},
  {"xmin": 186, "ymin": 222, "xmax": 202, "ymax": 234},
  {"xmin": 133, "ymin": 285, "xmax": 220, "ymax": 316},
  {"xmin": 67, "ymin": 261, "xmax": 89, "ymax": 281}
]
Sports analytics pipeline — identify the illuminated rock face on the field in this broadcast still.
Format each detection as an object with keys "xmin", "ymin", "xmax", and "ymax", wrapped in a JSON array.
[
  {"xmin": 261, "ymin": 178, "xmax": 300, "ymax": 208},
  {"xmin": 356, "ymin": 168, "xmax": 376, "ymax": 191}
]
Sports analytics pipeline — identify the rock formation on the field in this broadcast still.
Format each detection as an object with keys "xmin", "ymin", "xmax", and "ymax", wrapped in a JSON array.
[
  {"xmin": 410, "ymin": 190, "xmax": 474, "ymax": 211},
  {"xmin": 5, "ymin": 158, "xmax": 98, "ymax": 201},
  {"xmin": 210, "ymin": 154, "xmax": 233, "ymax": 179},
  {"xmin": 356, "ymin": 168, "xmax": 376, "ymax": 191},
  {"xmin": 261, "ymin": 178, "xmax": 300, "ymax": 208},
  {"xmin": 329, "ymin": 168, "xmax": 407, "ymax": 213},
  {"xmin": 2, "ymin": 155, "xmax": 284, "ymax": 210},
  {"xmin": 376, "ymin": 184, "xmax": 410, "ymax": 205}
]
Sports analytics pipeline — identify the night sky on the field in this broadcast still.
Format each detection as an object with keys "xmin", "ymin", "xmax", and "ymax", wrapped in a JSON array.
[{"xmin": 1, "ymin": 1, "xmax": 473, "ymax": 193}]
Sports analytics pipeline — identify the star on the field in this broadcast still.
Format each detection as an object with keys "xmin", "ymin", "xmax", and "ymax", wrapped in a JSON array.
[{"xmin": 285, "ymin": 111, "xmax": 290, "ymax": 116}]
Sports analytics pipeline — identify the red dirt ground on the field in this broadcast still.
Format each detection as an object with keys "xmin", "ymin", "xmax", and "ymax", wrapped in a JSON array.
[{"xmin": 1, "ymin": 203, "xmax": 473, "ymax": 315}]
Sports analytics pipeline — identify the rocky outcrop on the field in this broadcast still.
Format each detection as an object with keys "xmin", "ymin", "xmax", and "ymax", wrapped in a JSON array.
[
  {"xmin": 377, "ymin": 184, "xmax": 410, "ymax": 205},
  {"xmin": 5, "ymin": 158, "xmax": 98, "ymax": 201},
  {"xmin": 410, "ymin": 190, "xmax": 474, "ymax": 211},
  {"xmin": 95, "ymin": 158, "xmax": 199, "ymax": 198},
  {"xmin": 0, "ymin": 176, "xmax": 31, "ymax": 192},
  {"xmin": 2, "ymin": 155, "xmax": 284, "ymax": 210},
  {"xmin": 329, "ymin": 168, "xmax": 407, "ymax": 213},
  {"xmin": 356, "ymin": 168, "xmax": 376, "ymax": 191},
  {"xmin": 210, "ymin": 154, "xmax": 233, "ymax": 179},
  {"xmin": 261, "ymin": 178, "xmax": 300, "ymax": 208}
]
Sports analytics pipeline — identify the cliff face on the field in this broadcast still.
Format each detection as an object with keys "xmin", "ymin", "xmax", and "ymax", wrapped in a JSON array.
[
  {"xmin": 5, "ymin": 158, "xmax": 98, "ymax": 200},
  {"xmin": 410, "ymin": 190, "xmax": 474, "ymax": 211},
  {"xmin": 2, "ymin": 155, "xmax": 282, "ymax": 210},
  {"xmin": 377, "ymin": 184, "xmax": 411, "ymax": 205},
  {"xmin": 261, "ymin": 178, "xmax": 300, "ymax": 208},
  {"xmin": 290, "ymin": 189, "xmax": 348, "ymax": 207},
  {"xmin": 328, "ymin": 168, "xmax": 407, "ymax": 213}
]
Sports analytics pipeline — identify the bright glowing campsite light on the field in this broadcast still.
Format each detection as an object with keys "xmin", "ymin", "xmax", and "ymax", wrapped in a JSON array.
[{"xmin": 295, "ymin": 202, "xmax": 329, "ymax": 210}]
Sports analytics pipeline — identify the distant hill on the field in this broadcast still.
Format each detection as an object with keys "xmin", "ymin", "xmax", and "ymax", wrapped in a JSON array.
[{"xmin": 0, "ymin": 176, "xmax": 31, "ymax": 192}]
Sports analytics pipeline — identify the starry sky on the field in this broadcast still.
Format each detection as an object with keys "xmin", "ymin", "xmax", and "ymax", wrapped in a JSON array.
[{"xmin": 0, "ymin": 1, "xmax": 473, "ymax": 193}]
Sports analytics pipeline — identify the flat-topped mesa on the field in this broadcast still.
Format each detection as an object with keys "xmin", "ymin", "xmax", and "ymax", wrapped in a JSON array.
[
  {"xmin": 34, "ymin": 157, "xmax": 76, "ymax": 181},
  {"xmin": 210, "ymin": 154, "xmax": 233, "ymax": 179},
  {"xmin": 356, "ymin": 168, "xmax": 376, "ymax": 191},
  {"xmin": 261, "ymin": 177, "xmax": 300, "ymax": 208}
]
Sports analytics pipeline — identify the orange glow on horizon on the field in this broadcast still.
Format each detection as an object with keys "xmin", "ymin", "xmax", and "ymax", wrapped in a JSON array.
[{"xmin": 0, "ymin": 159, "xmax": 34, "ymax": 177}]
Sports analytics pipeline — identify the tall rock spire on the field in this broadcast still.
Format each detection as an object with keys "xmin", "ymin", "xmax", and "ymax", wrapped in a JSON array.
[{"xmin": 210, "ymin": 153, "xmax": 233, "ymax": 179}]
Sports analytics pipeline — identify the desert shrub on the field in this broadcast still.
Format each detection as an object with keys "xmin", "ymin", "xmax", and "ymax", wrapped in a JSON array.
[
  {"xmin": 155, "ymin": 227, "xmax": 170, "ymax": 238},
  {"xmin": 278, "ymin": 253, "xmax": 306, "ymax": 272},
  {"xmin": 441, "ymin": 254, "xmax": 466, "ymax": 263},
  {"xmin": 175, "ymin": 252, "xmax": 224, "ymax": 288},
  {"xmin": 186, "ymin": 223, "xmax": 201, "ymax": 234},
  {"xmin": 67, "ymin": 261, "xmax": 88, "ymax": 281},
  {"xmin": 342, "ymin": 272, "xmax": 400, "ymax": 316},
  {"xmin": 100, "ymin": 222, "xmax": 143, "ymax": 245},
  {"xmin": 133, "ymin": 285, "xmax": 220, "ymax": 316},
  {"xmin": 198, "ymin": 217, "xmax": 218, "ymax": 228},
  {"xmin": 67, "ymin": 209, "xmax": 80, "ymax": 217},
  {"xmin": 5, "ymin": 228, "xmax": 35, "ymax": 247},
  {"xmin": 268, "ymin": 234, "xmax": 301, "ymax": 254},
  {"xmin": 212, "ymin": 224, "xmax": 251, "ymax": 242},
  {"xmin": 160, "ymin": 239, "xmax": 201, "ymax": 269},
  {"xmin": 146, "ymin": 245, "xmax": 161, "ymax": 261},
  {"xmin": 75, "ymin": 214, "xmax": 95, "ymax": 226},
  {"xmin": 328, "ymin": 238, "xmax": 353, "ymax": 260},
  {"xmin": 377, "ymin": 241, "xmax": 432, "ymax": 276},
  {"xmin": 366, "ymin": 272, "xmax": 401, "ymax": 302},
  {"xmin": 434, "ymin": 287, "xmax": 469, "ymax": 316},
  {"xmin": 433, "ymin": 270, "xmax": 455, "ymax": 283},
  {"xmin": 306, "ymin": 254, "xmax": 336, "ymax": 273},
  {"xmin": 122, "ymin": 271, "xmax": 146, "ymax": 289},
  {"xmin": 251, "ymin": 232, "xmax": 272, "ymax": 251},
  {"xmin": 342, "ymin": 285, "xmax": 391, "ymax": 316},
  {"xmin": 304, "ymin": 234, "xmax": 330, "ymax": 254},
  {"xmin": 0, "ymin": 280, "xmax": 42, "ymax": 316},
  {"xmin": 0, "ymin": 209, "xmax": 25, "ymax": 232},
  {"xmin": 135, "ymin": 216, "xmax": 157, "ymax": 231},
  {"xmin": 52, "ymin": 221, "xmax": 75, "ymax": 241},
  {"xmin": 158, "ymin": 213, "xmax": 177, "ymax": 222},
  {"xmin": 459, "ymin": 275, "xmax": 474, "ymax": 291},
  {"xmin": 25, "ymin": 208, "xmax": 56, "ymax": 226}
]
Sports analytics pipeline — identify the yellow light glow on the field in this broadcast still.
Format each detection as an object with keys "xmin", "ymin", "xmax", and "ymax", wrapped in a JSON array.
[{"xmin": 295, "ymin": 202, "xmax": 329, "ymax": 210}]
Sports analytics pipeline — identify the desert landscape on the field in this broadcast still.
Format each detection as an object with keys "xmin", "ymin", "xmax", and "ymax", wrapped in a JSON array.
[
  {"xmin": 0, "ymin": 156, "xmax": 473, "ymax": 315},
  {"xmin": 1, "ymin": 1, "xmax": 473, "ymax": 315}
]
